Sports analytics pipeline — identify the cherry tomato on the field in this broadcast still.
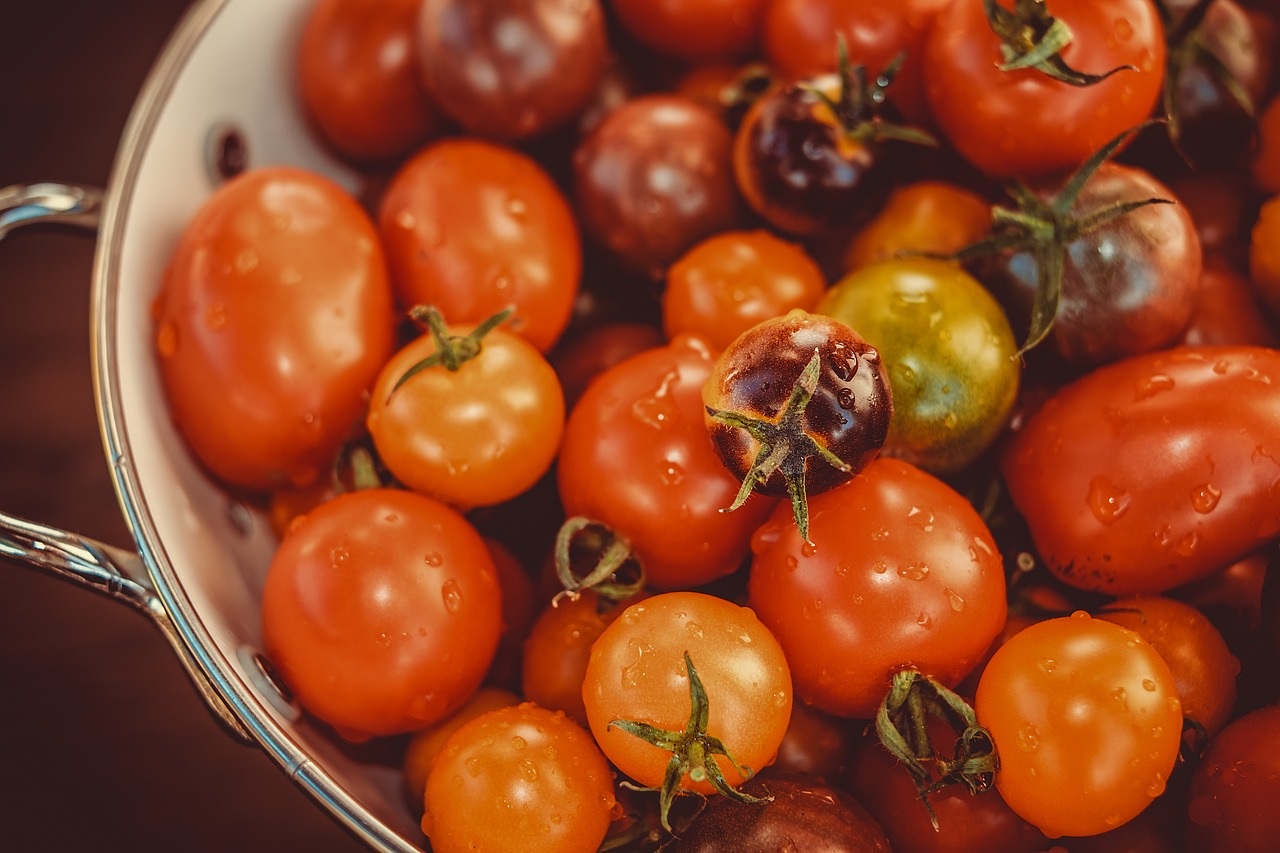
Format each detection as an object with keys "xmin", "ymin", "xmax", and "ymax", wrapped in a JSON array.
[
  {"xmin": 422, "ymin": 702, "xmax": 618, "ymax": 853},
  {"xmin": 414, "ymin": 0, "xmax": 609, "ymax": 140},
  {"xmin": 923, "ymin": 0, "xmax": 1165, "ymax": 180},
  {"xmin": 662, "ymin": 229, "xmax": 827, "ymax": 351},
  {"xmin": 378, "ymin": 137, "xmax": 581, "ymax": 352},
  {"xmin": 154, "ymin": 166, "xmax": 397, "ymax": 492},
  {"xmin": 1249, "ymin": 192, "xmax": 1280, "ymax": 318},
  {"xmin": 1002, "ymin": 346, "xmax": 1280, "ymax": 595},
  {"xmin": 816, "ymin": 257, "xmax": 1021, "ymax": 474},
  {"xmin": 1252, "ymin": 90, "xmax": 1280, "ymax": 195},
  {"xmin": 1097, "ymin": 595, "xmax": 1240, "ymax": 738},
  {"xmin": 548, "ymin": 320, "xmax": 664, "ymax": 410},
  {"xmin": 296, "ymin": 0, "xmax": 439, "ymax": 163},
  {"xmin": 975, "ymin": 612, "xmax": 1183, "ymax": 839},
  {"xmin": 748, "ymin": 457, "xmax": 1008, "ymax": 718},
  {"xmin": 1185, "ymin": 704, "xmax": 1280, "ymax": 850},
  {"xmin": 772, "ymin": 699, "xmax": 857, "ymax": 784},
  {"xmin": 366, "ymin": 310, "xmax": 565, "ymax": 509},
  {"xmin": 1180, "ymin": 257, "xmax": 1280, "ymax": 347},
  {"xmin": 557, "ymin": 335, "xmax": 778, "ymax": 590},
  {"xmin": 261, "ymin": 488, "xmax": 503, "ymax": 739},
  {"xmin": 581, "ymin": 591, "xmax": 793, "ymax": 796},
  {"xmin": 842, "ymin": 180, "xmax": 993, "ymax": 273},
  {"xmin": 610, "ymin": 0, "xmax": 768, "ymax": 63}
]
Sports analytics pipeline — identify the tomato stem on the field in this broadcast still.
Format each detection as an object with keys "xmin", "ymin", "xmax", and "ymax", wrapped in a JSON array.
[
  {"xmin": 386, "ymin": 304, "xmax": 514, "ymax": 399},
  {"xmin": 804, "ymin": 39, "xmax": 936, "ymax": 150},
  {"xmin": 608, "ymin": 652, "xmax": 770, "ymax": 833},
  {"xmin": 552, "ymin": 516, "xmax": 646, "ymax": 605},
  {"xmin": 983, "ymin": 0, "xmax": 1135, "ymax": 86}
]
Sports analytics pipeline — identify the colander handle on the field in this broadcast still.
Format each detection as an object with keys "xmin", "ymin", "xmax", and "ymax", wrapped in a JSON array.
[
  {"xmin": 0, "ymin": 182, "xmax": 103, "ymax": 239},
  {"xmin": 0, "ymin": 510, "xmax": 253, "ymax": 742}
]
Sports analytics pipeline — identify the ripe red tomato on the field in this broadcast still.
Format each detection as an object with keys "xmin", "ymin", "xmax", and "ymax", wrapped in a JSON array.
[
  {"xmin": 154, "ymin": 166, "xmax": 396, "ymax": 491},
  {"xmin": 422, "ymin": 703, "xmax": 618, "ymax": 853},
  {"xmin": 378, "ymin": 137, "xmax": 581, "ymax": 352},
  {"xmin": 1185, "ymin": 704, "xmax": 1280, "ymax": 851},
  {"xmin": 261, "ymin": 488, "xmax": 503, "ymax": 739},
  {"xmin": 748, "ymin": 457, "xmax": 1008, "ymax": 718},
  {"xmin": 296, "ymin": 0, "xmax": 439, "ymax": 162},
  {"xmin": 610, "ymin": 0, "xmax": 767, "ymax": 62},
  {"xmin": 366, "ymin": 311, "xmax": 565, "ymax": 508},
  {"xmin": 581, "ymin": 592, "xmax": 793, "ymax": 796},
  {"xmin": 923, "ymin": 0, "xmax": 1165, "ymax": 179},
  {"xmin": 1002, "ymin": 346, "xmax": 1280, "ymax": 595},
  {"xmin": 556, "ymin": 334, "xmax": 778, "ymax": 590},
  {"xmin": 975, "ymin": 612, "xmax": 1183, "ymax": 839}
]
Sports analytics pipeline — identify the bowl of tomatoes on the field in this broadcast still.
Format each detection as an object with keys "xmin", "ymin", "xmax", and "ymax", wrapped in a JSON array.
[{"xmin": 6, "ymin": 0, "xmax": 1280, "ymax": 850}]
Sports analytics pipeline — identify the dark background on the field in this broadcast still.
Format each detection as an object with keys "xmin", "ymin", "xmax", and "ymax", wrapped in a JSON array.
[{"xmin": 0, "ymin": 2, "xmax": 366, "ymax": 850}]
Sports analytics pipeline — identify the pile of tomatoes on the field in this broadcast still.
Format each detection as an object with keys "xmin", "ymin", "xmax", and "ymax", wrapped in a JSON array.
[{"xmin": 151, "ymin": 0, "xmax": 1280, "ymax": 850}]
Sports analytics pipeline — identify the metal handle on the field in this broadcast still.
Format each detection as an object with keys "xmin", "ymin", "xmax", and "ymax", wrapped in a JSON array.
[
  {"xmin": 0, "ymin": 511, "xmax": 253, "ymax": 741},
  {"xmin": 0, "ymin": 182, "xmax": 103, "ymax": 240}
]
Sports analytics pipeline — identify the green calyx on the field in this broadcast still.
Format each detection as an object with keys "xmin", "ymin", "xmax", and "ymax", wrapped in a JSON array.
[
  {"xmin": 386, "ymin": 304, "xmax": 513, "ymax": 400},
  {"xmin": 706, "ymin": 350, "xmax": 851, "ymax": 543},
  {"xmin": 803, "ymin": 37, "xmax": 937, "ymax": 149},
  {"xmin": 875, "ymin": 669, "xmax": 1000, "ymax": 831},
  {"xmin": 551, "ymin": 516, "xmax": 646, "ymax": 605},
  {"xmin": 930, "ymin": 121, "xmax": 1172, "ymax": 357},
  {"xmin": 609, "ymin": 652, "xmax": 769, "ymax": 834},
  {"xmin": 984, "ymin": 0, "xmax": 1135, "ymax": 86}
]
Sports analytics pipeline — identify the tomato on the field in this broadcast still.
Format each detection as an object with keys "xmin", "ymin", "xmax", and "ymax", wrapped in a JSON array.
[
  {"xmin": 1097, "ymin": 595, "xmax": 1240, "ymax": 738},
  {"xmin": 1253, "ymin": 91, "xmax": 1280, "ymax": 195},
  {"xmin": 1002, "ymin": 346, "xmax": 1280, "ymax": 595},
  {"xmin": 748, "ymin": 457, "xmax": 1008, "ymax": 719},
  {"xmin": 1180, "ymin": 257, "xmax": 1279, "ymax": 348},
  {"xmin": 671, "ymin": 774, "xmax": 892, "ymax": 851},
  {"xmin": 772, "ymin": 699, "xmax": 856, "ymax": 784},
  {"xmin": 572, "ymin": 94, "xmax": 741, "ymax": 278},
  {"xmin": 414, "ymin": 0, "xmax": 609, "ymax": 140},
  {"xmin": 923, "ymin": 0, "xmax": 1165, "ymax": 180},
  {"xmin": 401, "ymin": 686, "xmax": 520, "ymax": 814},
  {"xmin": 581, "ymin": 592, "xmax": 793, "ymax": 799},
  {"xmin": 378, "ymin": 137, "xmax": 581, "ymax": 352},
  {"xmin": 610, "ymin": 0, "xmax": 768, "ymax": 62},
  {"xmin": 366, "ymin": 309, "xmax": 565, "ymax": 509},
  {"xmin": 1185, "ymin": 704, "xmax": 1280, "ymax": 850},
  {"xmin": 702, "ymin": 310, "xmax": 893, "ymax": 541},
  {"xmin": 761, "ymin": 0, "xmax": 952, "ymax": 126},
  {"xmin": 296, "ymin": 0, "xmax": 439, "ymax": 163},
  {"xmin": 422, "ymin": 702, "xmax": 618, "ymax": 853},
  {"xmin": 154, "ymin": 166, "xmax": 397, "ymax": 492},
  {"xmin": 816, "ymin": 258, "xmax": 1021, "ymax": 474},
  {"xmin": 842, "ymin": 180, "xmax": 993, "ymax": 273},
  {"xmin": 549, "ymin": 320, "xmax": 664, "ymax": 410},
  {"xmin": 483, "ymin": 537, "xmax": 539, "ymax": 691},
  {"xmin": 1249, "ymin": 192, "xmax": 1280, "ymax": 318},
  {"xmin": 557, "ymin": 335, "xmax": 778, "ymax": 590},
  {"xmin": 975, "ymin": 612, "xmax": 1183, "ymax": 839},
  {"xmin": 260, "ymin": 488, "xmax": 503, "ymax": 739},
  {"xmin": 663, "ymin": 229, "xmax": 827, "ymax": 352}
]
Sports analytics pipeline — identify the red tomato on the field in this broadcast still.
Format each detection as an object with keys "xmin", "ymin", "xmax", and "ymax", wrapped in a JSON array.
[
  {"xmin": 1180, "ymin": 258, "xmax": 1280, "ymax": 348},
  {"xmin": 975, "ymin": 612, "xmax": 1183, "ymax": 839},
  {"xmin": 747, "ymin": 457, "xmax": 1008, "ymax": 718},
  {"xmin": 1002, "ymin": 346, "xmax": 1280, "ymax": 595},
  {"xmin": 422, "ymin": 703, "xmax": 618, "ymax": 853},
  {"xmin": 261, "ymin": 488, "xmax": 502, "ymax": 739},
  {"xmin": 296, "ymin": 0, "xmax": 439, "ymax": 162},
  {"xmin": 556, "ymin": 335, "xmax": 779, "ymax": 590},
  {"xmin": 923, "ymin": 0, "xmax": 1165, "ymax": 179},
  {"xmin": 610, "ymin": 0, "xmax": 768, "ymax": 62},
  {"xmin": 378, "ymin": 138, "xmax": 581, "ymax": 351},
  {"xmin": 154, "ymin": 166, "xmax": 396, "ymax": 491},
  {"xmin": 1186, "ymin": 704, "xmax": 1280, "ymax": 851}
]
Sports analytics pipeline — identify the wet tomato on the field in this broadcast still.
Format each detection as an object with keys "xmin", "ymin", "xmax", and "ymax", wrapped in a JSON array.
[
  {"xmin": 975, "ymin": 612, "xmax": 1183, "ymax": 839},
  {"xmin": 1002, "ymin": 346, "xmax": 1280, "ymax": 595},
  {"xmin": 1185, "ymin": 703, "xmax": 1280, "ymax": 850},
  {"xmin": 154, "ymin": 166, "xmax": 396, "ymax": 492}
]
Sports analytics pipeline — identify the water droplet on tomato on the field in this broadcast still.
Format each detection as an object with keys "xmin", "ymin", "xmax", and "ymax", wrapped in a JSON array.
[
  {"xmin": 1134, "ymin": 373, "xmax": 1175, "ymax": 400},
  {"xmin": 946, "ymin": 588, "xmax": 966, "ymax": 611},
  {"xmin": 1038, "ymin": 658, "xmax": 1057, "ymax": 673},
  {"xmin": 234, "ymin": 249, "xmax": 258, "ymax": 274},
  {"xmin": 442, "ymin": 579, "xmax": 464, "ymax": 614},
  {"xmin": 943, "ymin": 411, "xmax": 958, "ymax": 429},
  {"xmin": 899, "ymin": 562, "xmax": 930, "ymax": 581},
  {"xmin": 1112, "ymin": 687, "xmax": 1129, "ymax": 710},
  {"xmin": 330, "ymin": 546, "xmax": 349, "ymax": 566},
  {"xmin": 1176, "ymin": 532, "xmax": 1200, "ymax": 557},
  {"xmin": 1087, "ymin": 476, "xmax": 1131, "ymax": 524},
  {"xmin": 659, "ymin": 460, "xmax": 684, "ymax": 486},
  {"xmin": 1191, "ymin": 484, "xmax": 1221, "ymax": 513},
  {"xmin": 511, "ymin": 735, "xmax": 527, "ymax": 750},
  {"xmin": 1142, "ymin": 678, "xmax": 1158, "ymax": 692},
  {"xmin": 916, "ymin": 610, "xmax": 933, "ymax": 628},
  {"xmin": 801, "ymin": 540, "xmax": 818, "ymax": 558},
  {"xmin": 1017, "ymin": 724, "xmax": 1040, "ymax": 751},
  {"xmin": 836, "ymin": 388, "xmax": 856, "ymax": 410},
  {"xmin": 375, "ymin": 632, "xmax": 390, "ymax": 648},
  {"xmin": 871, "ymin": 527, "xmax": 890, "ymax": 542},
  {"xmin": 631, "ymin": 368, "xmax": 680, "ymax": 429},
  {"xmin": 204, "ymin": 303, "xmax": 227, "ymax": 330},
  {"xmin": 506, "ymin": 196, "xmax": 528, "ymax": 220},
  {"xmin": 872, "ymin": 560, "xmax": 888, "ymax": 574},
  {"xmin": 906, "ymin": 506, "xmax": 935, "ymax": 532},
  {"xmin": 424, "ymin": 551, "xmax": 443, "ymax": 567}
]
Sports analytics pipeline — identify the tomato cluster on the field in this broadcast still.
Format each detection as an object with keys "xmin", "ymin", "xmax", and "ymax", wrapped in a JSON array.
[{"xmin": 153, "ymin": 0, "xmax": 1280, "ymax": 849}]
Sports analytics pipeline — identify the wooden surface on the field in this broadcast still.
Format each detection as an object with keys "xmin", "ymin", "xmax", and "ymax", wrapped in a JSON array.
[{"xmin": 0, "ymin": 2, "xmax": 367, "ymax": 850}]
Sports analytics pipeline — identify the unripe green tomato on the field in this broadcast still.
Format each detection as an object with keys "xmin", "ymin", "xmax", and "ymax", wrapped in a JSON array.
[{"xmin": 815, "ymin": 257, "xmax": 1019, "ymax": 473}]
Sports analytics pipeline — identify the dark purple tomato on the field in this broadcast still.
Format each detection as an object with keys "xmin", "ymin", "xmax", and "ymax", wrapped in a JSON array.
[{"xmin": 415, "ymin": 0, "xmax": 609, "ymax": 140}]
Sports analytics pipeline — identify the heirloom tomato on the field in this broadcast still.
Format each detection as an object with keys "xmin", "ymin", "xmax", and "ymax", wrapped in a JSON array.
[{"xmin": 1002, "ymin": 346, "xmax": 1280, "ymax": 595}]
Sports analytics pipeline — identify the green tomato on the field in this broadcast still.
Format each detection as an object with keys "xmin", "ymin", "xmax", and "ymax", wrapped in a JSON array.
[{"xmin": 815, "ymin": 258, "xmax": 1019, "ymax": 473}]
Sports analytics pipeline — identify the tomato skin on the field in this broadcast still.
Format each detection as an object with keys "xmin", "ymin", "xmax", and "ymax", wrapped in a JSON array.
[
  {"xmin": 1180, "ymin": 258, "xmax": 1279, "ymax": 348},
  {"xmin": 296, "ymin": 0, "xmax": 439, "ymax": 163},
  {"xmin": 1249, "ymin": 193, "xmax": 1280, "ymax": 319},
  {"xmin": 378, "ymin": 138, "xmax": 581, "ymax": 352},
  {"xmin": 261, "ymin": 488, "xmax": 503, "ymax": 739},
  {"xmin": 1002, "ymin": 346, "xmax": 1280, "ymax": 595},
  {"xmin": 154, "ymin": 166, "xmax": 396, "ymax": 492},
  {"xmin": 975, "ymin": 612, "xmax": 1183, "ymax": 839},
  {"xmin": 557, "ymin": 335, "xmax": 778, "ymax": 590},
  {"xmin": 748, "ymin": 457, "xmax": 1007, "ymax": 718},
  {"xmin": 842, "ymin": 180, "xmax": 992, "ymax": 273},
  {"xmin": 610, "ymin": 0, "xmax": 767, "ymax": 62},
  {"xmin": 1185, "ymin": 704, "xmax": 1280, "ymax": 851},
  {"xmin": 923, "ymin": 0, "xmax": 1165, "ymax": 180},
  {"xmin": 366, "ymin": 320, "xmax": 565, "ymax": 509},
  {"xmin": 581, "ymin": 591, "xmax": 793, "ymax": 795},
  {"xmin": 422, "ymin": 702, "xmax": 618, "ymax": 853}
]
